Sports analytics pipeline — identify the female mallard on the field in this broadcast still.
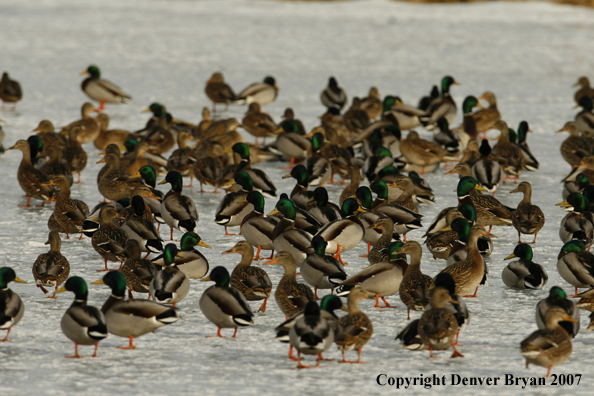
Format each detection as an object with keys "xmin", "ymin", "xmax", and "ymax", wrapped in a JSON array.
[
  {"xmin": 61, "ymin": 102, "xmax": 100, "ymax": 144},
  {"xmin": 472, "ymin": 139, "xmax": 503, "ymax": 194},
  {"xmin": 503, "ymin": 244, "xmax": 548, "ymax": 289},
  {"xmin": 334, "ymin": 287, "xmax": 375, "ymax": 363},
  {"xmin": 39, "ymin": 145, "xmax": 73, "ymax": 186},
  {"xmin": 64, "ymin": 126, "xmax": 88, "ymax": 184},
  {"xmin": 420, "ymin": 76, "xmax": 459, "ymax": 128},
  {"xmin": 557, "ymin": 193, "xmax": 594, "ymax": 248},
  {"xmin": 224, "ymin": 241, "xmax": 272, "ymax": 313},
  {"xmin": 456, "ymin": 176, "xmax": 513, "ymax": 230},
  {"xmin": 150, "ymin": 244, "xmax": 189, "ymax": 307},
  {"xmin": 0, "ymin": 267, "xmax": 26, "ymax": 341},
  {"xmin": 289, "ymin": 301, "xmax": 335, "ymax": 369},
  {"xmin": 205, "ymin": 72, "xmax": 236, "ymax": 113},
  {"xmin": 339, "ymin": 166, "xmax": 361, "ymax": 207},
  {"xmin": 42, "ymin": 175, "xmax": 89, "ymax": 239},
  {"xmin": 240, "ymin": 191, "xmax": 279, "ymax": 260},
  {"xmin": 97, "ymin": 153, "xmax": 145, "ymax": 202},
  {"xmin": 235, "ymin": 76, "xmax": 278, "ymax": 106},
  {"xmin": 121, "ymin": 195, "xmax": 163, "ymax": 254},
  {"xmin": 428, "ymin": 273, "xmax": 469, "ymax": 346},
  {"xmin": 389, "ymin": 177, "xmax": 419, "ymax": 213},
  {"xmin": 314, "ymin": 198, "xmax": 365, "ymax": 265},
  {"xmin": 307, "ymin": 187, "xmax": 341, "ymax": 226},
  {"xmin": 92, "ymin": 271, "xmax": 178, "ymax": 349},
  {"xmin": 120, "ymin": 240, "xmax": 158, "ymax": 297},
  {"xmin": 320, "ymin": 77, "xmax": 347, "ymax": 111},
  {"xmin": 80, "ymin": 65, "xmax": 131, "ymax": 110},
  {"xmin": 6, "ymin": 139, "xmax": 53, "ymax": 206},
  {"xmin": 520, "ymin": 308, "xmax": 577, "ymax": 377},
  {"xmin": 269, "ymin": 198, "xmax": 314, "ymax": 265},
  {"xmin": 492, "ymin": 120, "xmax": 524, "ymax": 179},
  {"xmin": 510, "ymin": 182, "xmax": 545, "ymax": 244},
  {"xmin": 536, "ymin": 286, "xmax": 580, "ymax": 338},
  {"xmin": 340, "ymin": 241, "xmax": 407, "ymax": 309},
  {"xmin": 159, "ymin": 170, "xmax": 198, "ymax": 240},
  {"xmin": 557, "ymin": 241, "xmax": 594, "ymax": 296},
  {"xmin": 191, "ymin": 140, "xmax": 225, "ymax": 193},
  {"xmin": 94, "ymin": 113, "xmax": 134, "ymax": 150},
  {"xmin": 242, "ymin": 102, "xmax": 278, "ymax": 144},
  {"xmin": 0, "ymin": 72, "xmax": 22, "ymax": 110},
  {"xmin": 144, "ymin": 114, "xmax": 176, "ymax": 154},
  {"xmin": 557, "ymin": 121, "xmax": 591, "ymax": 167},
  {"xmin": 166, "ymin": 131, "xmax": 196, "ymax": 181},
  {"xmin": 91, "ymin": 206, "xmax": 128, "ymax": 272},
  {"xmin": 56, "ymin": 276, "xmax": 108, "ymax": 358},
  {"xmin": 200, "ymin": 266, "xmax": 254, "ymax": 337},
  {"xmin": 264, "ymin": 252, "xmax": 315, "ymax": 317},
  {"xmin": 33, "ymin": 120, "xmax": 67, "ymax": 152},
  {"xmin": 397, "ymin": 241, "xmax": 432, "ymax": 318},
  {"xmin": 152, "ymin": 232, "xmax": 210, "ymax": 279},
  {"xmin": 215, "ymin": 171, "xmax": 253, "ymax": 236},
  {"xmin": 418, "ymin": 287, "xmax": 463, "ymax": 359},
  {"xmin": 275, "ymin": 120, "xmax": 311, "ymax": 169},
  {"xmin": 300, "ymin": 236, "xmax": 347, "ymax": 299},
  {"xmin": 399, "ymin": 131, "xmax": 456, "ymax": 174},
  {"xmin": 473, "ymin": 91, "xmax": 500, "ymax": 133},
  {"xmin": 366, "ymin": 217, "xmax": 397, "ymax": 264},
  {"xmin": 32, "ymin": 231, "xmax": 70, "ymax": 298}
]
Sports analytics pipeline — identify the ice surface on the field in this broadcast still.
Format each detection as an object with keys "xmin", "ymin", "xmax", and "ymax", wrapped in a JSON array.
[{"xmin": 1, "ymin": 0, "xmax": 594, "ymax": 395}]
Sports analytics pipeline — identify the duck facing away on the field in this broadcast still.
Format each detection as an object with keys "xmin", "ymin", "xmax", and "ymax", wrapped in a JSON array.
[
  {"xmin": 0, "ymin": 267, "xmax": 26, "ymax": 341},
  {"xmin": 289, "ymin": 301, "xmax": 334, "ymax": 369}
]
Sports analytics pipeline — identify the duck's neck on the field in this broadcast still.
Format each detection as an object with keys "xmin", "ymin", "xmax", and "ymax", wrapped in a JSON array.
[
  {"xmin": 347, "ymin": 298, "xmax": 362, "ymax": 315},
  {"xmin": 466, "ymin": 233, "xmax": 484, "ymax": 264},
  {"xmin": 272, "ymin": 218, "xmax": 294, "ymax": 240},
  {"xmin": 463, "ymin": 114, "xmax": 478, "ymax": 138},
  {"xmin": 376, "ymin": 225, "xmax": 392, "ymax": 244},
  {"xmin": 242, "ymin": 209, "xmax": 263, "ymax": 225},
  {"xmin": 519, "ymin": 190, "xmax": 532, "ymax": 206},
  {"xmin": 279, "ymin": 263, "xmax": 297, "ymax": 282},
  {"xmin": 236, "ymin": 252, "xmax": 253, "ymax": 267},
  {"xmin": 100, "ymin": 294, "xmax": 123, "ymax": 314}
]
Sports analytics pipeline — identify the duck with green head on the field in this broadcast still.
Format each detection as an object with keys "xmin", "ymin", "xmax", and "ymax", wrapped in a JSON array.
[
  {"xmin": 535, "ymin": 286, "xmax": 580, "ymax": 339},
  {"xmin": 515, "ymin": 121, "xmax": 539, "ymax": 171},
  {"xmin": 382, "ymin": 95, "xmax": 428, "ymax": 131},
  {"xmin": 557, "ymin": 240, "xmax": 594, "ymax": 296},
  {"xmin": 240, "ymin": 191, "xmax": 280, "ymax": 260},
  {"xmin": 215, "ymin": 171, "xmax": 254, "ymax": 236},
  {"xmin": 503, "ymin": 244, "xmax": 548, "ymax": 290},
  {"xmin": 0, "ymin": 267, "xmax": 26, "ymax": 341},
  {"xmin": 57, "ymin": 276, "xmax": 108, "ymax": 358},
  {"xmin": 223, "ymin": 142, "xmax": 276, "ymax": 198},
  {"xmin": 275, "ymin": 120, "xmax": 311, "ymax": 169},
  {"xmin": 557, "ymin": 193, "xmax": 594, "ymax": 248},
  {"xmin": 159, "ymin": 170, "xmax": 198, "ymax": 240},
  {"xmin": 152, "ymin": 232, "xmax": 210, "ymax": 279},
  {"xmin": 307, "ymin": 187, "xmax": 341, "ymax": 225},
  {"xmin": 80, "ymin": 65, "xmax": 131, "ymax": 110},
  {"xmin": 92, "ymin": 271, "xmax": 179, "ymax": 350},
  {"xmin": 421, "ymin": 75, "xmax": 459, "ymax": 128},
  {"xmin": 283, "ymin": 164, "xmax": 314, "ymax": 210},
  {"xmin": 200, "ymin": 266, "xmax": 255, "ymax": 338},
  {"xmin": 576, "ymin": 96, "xmax": 594, "ymax": 136},
  {"xmin": 149, "ymin": 244, "xmax": 189, "ymax": 307},
  {"xmin": 269, "ymin": 198, "xmax": 314, "ymax": 265},
  {"xmin": 451, "ymin": 95, "xmax": 484, "ymax": 150},
  {"xmin": 300, "ymin": 236, "xmax": 347, "ymax": 299},
  {"xmin": 563, "ymin": 172, "xmax": 589, "ymax": 201},
  {"xmin": 371, "ymin": 180, "xmax": 423, "ymax": 239},
  {"xmin": 304, "ymin": 132, "xmax": 331, "ymax": 187}
]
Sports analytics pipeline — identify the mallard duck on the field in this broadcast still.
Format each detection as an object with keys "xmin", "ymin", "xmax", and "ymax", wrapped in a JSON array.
[
  {"xmin": 26, "ymin": 135, "xmax": 47, "ymax": 169},
  {"xmin": 420, "ymin": 76, "xmax": 459, "ymax": 128},
  {"xmin": 39, "ymin": 145, "xmax": 73, "ymax": 186},
  {"xmin": 224, "ymin": 241, "xmax": 272, "ymax": 313},
  {"xmin": 241, "ymin": 102, "xmax": 278, "ymax": 144},
  {"xmin": 556, "ymin": 121, "xmax": 591, "ymax": 167},
  {"xmin": 417, "ymin": 85, "xmax": 439, "ymax": 111},
  {"xmin": 314, "ymin": 198, "xmax": 365, "ymax": 265},
  {"xmin": 574, "ymin": 76, "xmax": 594, "ymax": 104},
  {"xmin": 144, "ymin": 113, "xmax": 176, "ymax": 154},
  {"xmin": 433, "ymin": 118, "xmax": 461, "ymax": 155},
  {"xmin": 471, "ymin": 139, "xmax": 503, "ymax": 194},
  {"xmin": 130, "ymin": 165, "xmax": 164, "ymax": 222},
  {"xmin": 152, "ymin": 232, "xmax": 210, "ymax": 279},
  {"xmin": 6, "ymin": 139, "xmax": 53, "ymax": 206},
  {"xmin": 428, "ymin": 272, "xmax": 469, "ymax": 345},
  {"xmin": 215, "ymin": 171, "xmax": 253, "ymax": 236},
  {"xmin": 300, "ymin": 236, "xmax": 347, "ymax": 299},
  {"xmin": 93, "ymin": 113, "xmax": 134, "ymax": 150},
  {"xmin": 32, "ymin": 230, "xmax": 69, "ymax": 299},
  {"xmin": 92, "ymin": 271, "xmax": 178, "ymax": 349},
  {"xmin": 450, "ymin": 96, "xmax": 484, "ymax": 151},
  {"xmin": 388, "ymin": 177, "xmax": 419, "ymax": 213},
  {"xmin": 563, "ymin": 173, "xmax": 590, "ymax": 200},
  {"xmin": 0, "ymin": 72, "xmax": 22, "ymax": 110},
  {"xmin": 223, "ymin": 142, "xmax": 277, "ymax": 198},
  {"xmin": 320, "ymin": 77, "xmax": 347, "ymax": 111},
  {"xmin": 0, "ymin": 267, "xmax": 26, "ymax": 341},
  {"xmin": 371, "ymin": 181, "xmax": 423, "ymax": 239},
  {"xmin": 396, "ymin": 241, "xmax": 432, "ymax": 318},
  {"xmin": 150, "ymin": 244, "xmax": 189, "ymax": 307},
  {"xmin": 166, "ymin": 131, "xmax": 196, "ymax": 180},
  {"xmin": 97, "ymin": 153, "xmax": 145, "ymax": 201},
  {"xmin": 456, "ymin": 176, "xmax": 513, "ymax": 229},
  {"xmin": 473, "ymin": 91, "xmax": 501, "ymax": 132},
  {"xmin": 60, "ymin": 102, "xmax": 100, "ymax": 144},
  {"xmin": 536, "ymin": 286, "xmax": 580, "ymax": 338},
  {"xmin": 576, "ymin": 96, "xmax": 594, "ymax": 135},
  {"xmin": 516, "ymin": 121, "xmax": 539, "ymax": 171},
  {"xmin": 418, "ymin": 287, "xmax": 463, "ymax": 359},
  {"xmin": 283, "ymin": 164, "xmax": 313, "ymax": 210},
  {"xmin": 240, "ymin": 191, "xmax": 279, "ymax": 260},
  {"xmin": 437, "ymin": 226, "xmax": 495, "ymax": 297},
  {"xmin": 521, "ymin": 307, "xmax": 577, "ymax": 377},
  {"xmin": 510, "ymin": 182, "xmax": 544, "ymax": 244},
  {"xmin": 575, "ymin": 287, "xmax": 594, "ymax": 313},
  {"xmin": 42, "ymin": 175, "xmax": 88, "ymax": 239},
  {"xmin": 159, "ymin": 171, "xmax": 198, "ymax": 240},
  {"xmin": 339, "ymin": 166, "xmax": 362, "ymax": 208},
  {"xmin": 81, "ymin": 200, "xmax": 127, "ymax": 238},
  {"xmin": 33, "ymin": 120, "xmax": 67, "ymax": 152},
  {"xmin": 303, "ymin": 132, "xmax": 331, "ymax": 186},
  {"xmin": 399, "ymin": 131, "xmax": 456, "ymax": 173},
  {"xmin": 426, "ymin": 216, "xmax": 468, "ymax": 261},
  {"xmin": 557, "ymin": 241, "xmax": 594, "ymax": 295},
  {"xmin": 235, "ymin": 76, "xmax": 278, "ymax": 106},
  {"xmin": 340, "ymin": 242, "xmax": 407, "ymax": 309},
  {"xmin": 92, "ymin": 206, "xmax": 128, "ymax": 272},
  {"xmin": 459, "ymin": 139, "xmax": 481, "ymax": 167},
  {"xmin": 63, "ymin": 126, "xmax": 88, "ymax": 183},
  {"xmin": 194, "ymin": 107, "xmax": 212, "ymax": 139},
  {"xmin": 334, "ymin": 287, "xmax": 375, "ymax": 363},
  {"xmin": 275, "ymin": 120, "xmax": 311, "ymax": 169},
  {"xmin": 289, "ymin": 301, "xmax": 334, "ymax": 369},
  {"xmin": 365, "ymin": 217, "xmax": 397, "ymax": 264},
  {"xmin": 360, "ymin": 86, "xmax": 382, "ymax": 120},
  {"xmin": 279, "ymin": 107, "xmax": 306, "ymax": 135},
  {"xmin": 205, "ymin": 72, "xmax": 236, "ymax": 113},
  {"xmin": 492, "ymin": 120, "xmax": 525, "ymax": 179},
  {"xmin": 200, "ymin": 266, "xmax": 254, "ymax": 337},
  {"xmin": 382, "ymin": 95, "xmax": 427, "ymax": 130},
  {"xmin": 120, "ymin": 240, "xmax": 158, "ymax": 297},
  {"xmin": 191, "ymin": 140, "xmax": 225, "ymax": 193},
  {"xmin": 557, "ymin": 193, "xmax": 594, "ymax": 247},
  {"xmin": 503, "ymin": 244, "xmax": 548, "ymax": 289},
  {"xmin": 307, "ymin": 187, "xmax": 341, "ymax": 225},
  {"xmin": 269, "ymin": 198, "xmax": 314, "ymax": 265},
  {"xmin": 80, "ymin": 65, "xmax": 131, "ymax": 109},
  {"xmin": 56, "ymin": 276, "xmax": 108, "ymax": 358},
  {"xmin": 264, "ymin": 252, "xmax": 315, "ymax": 317},
  {"xmin": 121, "ymin": 196, "xmax": 163, "ymax": 254}
]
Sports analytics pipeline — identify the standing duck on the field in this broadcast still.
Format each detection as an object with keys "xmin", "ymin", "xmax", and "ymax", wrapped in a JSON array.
[
  {"xmin": 284, "ymin": 164, "xmax": 314, "ymax": 210},
  {"xmin": 300, "ymin": 236, "xmax": 347, "ymax": 299},
  {"xmin": 516, "ymin": 121, "xmax": 539, "ymax": 171},
  {"xmin": 472, "ymin": 139, "xmax": 503, "ymax": 194},
  {"xmin": 334, "ymin": 287, "xmax": 375, "ymax": 363},
  {"xmin": 215, "ymin": 171, "xmax": 253, "ymax": 236},
  {"xmin": 64, "ymin": 126, "xmax": 88, "ymax": 183},
  {"xmin": 43, "ymin": 175, "xmax": 89, "ymax": 239},
  {"xmin": 61, "ymin": 103, "xmax": 100, "ymax": 144},
  {"xmin": 307, "ymin": 187, "xmax": 341, "ymax": 225},
  {"xmin": 32, "ymin": 231, "xmax": 70, "ymax": 298},
  {"xmin": 557, "ymin": 121, "xmax": 591, "ymax": 167},
  {"xmin": 150, "ymin": 244, "xmax": 189, "ymax": 307},
  {"xmin": 421, "ymin": 76, "xmax": 459, "ymax": 128},
  {"xmin": 451, "ymin": 96, "xmax": 484, "ymax": 151},
  {"xmin": 510, "ymin": 182, "xmax": 545, "ymax": 244},
  {"xmin": 224, "ymin": 241, "xmax": 272, "ymax": 313},
  {"xmin": 397, "ymin": 241, "xmax": 432, "ymax": 318},
  {"xmin": 120, "ymin": 240, "xmax": 157, "ymax": 298},
  {"xmin": 94, "ymin": 113, "xmax": 134, "ymax": 150},
  {"xmin": 152, "ymin": 232, "xmax": 210, "ymax": 279},
  {"xmin": 80, "ymin": 65, "xmax": 131, "ymax": 110},
  {"xmin": 269, "ymin": 198, "xmax": 314, "ymax": 265},
  {"xmin": 503, "ymin": 244, "xmax": 548, "ymax": 290},
  {"xmin": 339, "ymin": 166, "xmax": 361, "ymax": 207},
  {"xmin": 536, "ymin": 286, "xmax": 580, "ymax": 338},
  {"xmin": 56, "ymin": 277, "xmax": 108, "ymax": 358},
  {"xmin": 6, "ymin": 140, "xmax": 53, "ymax": 206},
  {"xmin": 120, "ymin": 195, "xmax": 163, "ymax": 254},
  {"xmin": 289, "ymin": 301, "xmax": 335, "ymax": 369},
  {"xmin": 242, "ymin": 103, "xmax": 278, "ymax": 144},
  {"xmin": 223, "ymin": 142, "xmax": 277, "ymax": 198},
  {"xmin": 0, "ymin": 72, "xmax": 22, "ymax": 110},
  {"xmin": 205, "ymin": 72, "xmax": 236, "ymax": 113},
  {"xmin": 275, "ymin": 120, "xmax": 311, "ymax": 169},
  {"xmin": 418, "ymin": 287, "xmax": 463, "ymax": 359},
  {"xmin": 473, "ymin": 91, "xmax": 501, "ymax": 133},
  {"xmin": 264, "ymin": 252, "xmax": 315, "ymax": 317},
  {"xmin": 97, "ymin": 153, "xmax": 145, "ymax": 202},
  {"xmin": 240, "ymin": 191, "xmax": 279, "ymax": 260},
  {"xmin": 91, "ymin": 206, "xmax": 128, "ymax": 272},
  {"xmin": 92, "ymin": 271, "xmax": 178, "ymax": 349},
  {"xmin": 200, "ymin": 266, "xmax": 254, "ymax": 337},
  {"xmin": 320, "ymin": 77, "xmax": 347, "ymax": 111},
  {"xmin": 556, "ymin": 241, "xmax": 594, "ymax": 296},
  {"xmin": 235, "ymin": 76, "xmax": 278, "ymax": 106},
  {"xmin": 0, "ymin": 267, "xmax": 26, "ymax": 341},
  {"xmin": 159, "ymin": 170, "xmax": 198, "ymax": 240},
  {"xmin": 492, "ymin": 120, "xmax": 524, "ymax": 180},
  {"xmin": 557, "ymin": 193, "xmax": 594, "ymax": 248}
]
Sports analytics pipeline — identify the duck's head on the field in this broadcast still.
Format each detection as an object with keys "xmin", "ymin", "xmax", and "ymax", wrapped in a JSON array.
[
  {"xmin": 132, "ymin": 165, "xmax": 157, "ymax": 188},
  {"xmin": 280, "ymin": 119, "xmax": 300, "ymax": 133},
  {"xmin": 394, "ymin": 241, "xmax": 422, "ymax": 257},
  {"xmin": 374, "ymin": 146, "xmax": 392, "ymax": 158},
  {"xmin": 505, "ymin": 243, "xmax": 533, "ymax": 261},
  {"xmin": 383, "ymin": 95, "xmax": 396, "ymax": 112},
  {"xmin": 56, "ymin": 276, "xmax": 88, "ymax": 301},
  {"xmin": 578, "ymin": 96, "xmax": 593, "ymax": 112},
  {"xmin": 369, "ymin": 216, "xmax": 394, "ymax": 232},
  {"xmin": 437, "ymin": 117, "xmax": 450, "ymax": 133},
  {"xmin": 387, "ymin": 241, "xmax": 405, "ymax": 261},
  {"xmin": 162, "ymin": 243, "xmax": 181, "ymax": 266},
  {"xmin": 310, "ymin": 132, "xmax": 325, "ymax": 153},
  {"xmin": 310, "ymin": 235, "xmax": 327, "ymax": 256},
  {"xmin": 181, "ymin": 232, "xmax": 210, "ymax": 251},
  {"xmin": 309, "ymin": 187, "xmax": 329, "ymax": 208},
  {"xmin": 510, "ymin": 181, "xmax": 532, "ymax": 196},
  {"xmin": 263, "ymin": 251, "xmax": 297, "ymax": 269},
  {"xmin": 303, "ymin": 301, "xmax": 320, "ymax": 317},
  {"xmin": 32, "ymin": 119, "xmax": 54, "ymax": 133},
  {"xmin": 207, "ymin": 72, "xmax": 224, "ymax": 84},
  {"xmin": 461, "ymin": 96, "xmax": 483, "ymax": 114},
  {"xmin": 458, "ymin": 204, "xmax": 477, "ymax": 224},
  {"xmin": 283, "ymin": 164, "xmax": 308, "ymax": 187},
  {"xmin": 370, "ymin": 180, "xmax": 388, "ymax": 200},
  {"xmin": 269, "ymin": 198, "xmax": 297, "ymax": 220},
  {"xmin": 92, "ymin": 270, "xmax": 127, "ymax": 297},
  {"xmin": 432, "ymin": 272, "xmax": 457, "ymax": 296},
  {"xmin": 130, "ymin": 195, "xmax": 146, "ymax": 217},
  {"xmin": 575, "ymin": 173, "xmax": 590, "ymax": 189},
  {"xmin": 328, "ymin": 77, "xmax": 338, "ymax": 88},
  {"xmin": 457, "ymin": 176, "xmax": 486, "ymax": 197},
  {"xmin": 376, "ymin": 166, "xmax": 399, "ymax": 180},
  {"xmin": 560, "ymin": 240, "xmax": 586, "ymax": 256},
  {"xmin": 142, "ymin": 102, "xmax": 166, "ymax": 117},
  {"xmin": 340, "ymin": 198, "xmax": 364, "ymax": 217},
  {"xmin": 82, "ymin": 65, "xmax": 100, "ymax": 78},
  {"xmin": 230, "ymin": 171, "xmax": 253, "ymax": 192},
  {"xmin": 517, "ymin": 121, "xmax": 531, "ymax": 143},
  {"xmin": 429, "ymin": 287, "xmax": 456, "ymax": 308},
  {"xmin": 123, "ymin": 138, "xmax": 138, "ymax": 153},
  {"xmin": 159, "ymin": 171, "xmax": 184, "ymax": 192},
  {"xmin": 355, "ymin": 186, "xmax": 373, "ymax": 210},
  {"xmin": 557, "ymin": 193, "xmax": 589, "ymax": 213},
  {"xmin": 264, "ymin": 76, "xmax": 278, "ymax": 90},
  {"xmin": 449, "ymin": 217, "xmax": 471, "ymax": 242},
  {"xmin": 230, "ymin": 142, "xmax": 250, "ymax": 161},
  {"xmin": 544, "ymin": 307, "xmax": 578, "ymax": 330},
  {"xmin": 320, "ymin": 294, "xmax": 346, "ymax": 313},
  {"xmin": 201, "ymin": 266, "xmax": 230, "ymax": 287},
  {"xmin": 547, "ymin": 286, "xmax": 568, "ymax": 301},
  {"xmin": 441, "ymin": 76, "xmax": 459, "ymax": 94},
  {"xmin": 244, "ymin": 191, "xmax": 265, "ymax": 213},
  {"xmin": 222, "ymin": 240, "xmax": 252, "ymax": 257},
  {"xmin": 0, "ymin": 267, "xmax": 26, "ymax": 288}
]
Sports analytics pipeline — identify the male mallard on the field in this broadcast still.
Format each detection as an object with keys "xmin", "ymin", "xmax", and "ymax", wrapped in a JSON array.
[
  {"xmin": 433, "ymin": 118, "xmax": 461, "ymax": 155},
  {"xmin": 42, "ymin": 175, "xmax": 89, "ymax": 239},
  {"xmin": 557, "ymin": 193, "xmax": 594, "ymax": 248},
  {"xmin": 456, "ymin": 176, "xmax": 513, "ymax": 229},
  {"xmin": 521, "ymin": 307, "xmax": 577, "ymax": 377},
  {"xmin": 307, "ymin": 187, "xmax": 341, "ymax": 225},
  {"xmin": 563, "ymin": 173, "xmax": 590, "ymax": 200},
  {"xmin": 289, "ymin": 301, "xmax": 334, "ymax": 369},
  {"xmin": 536, "ymin": 286, "xmax": 580, "ymax": 338},
  {"xmin": 320, "ymin": 77, "xmax": 347, "ymax": 111},
  {"xmin": 510, "ymin": 182, "xmax": 544, "ymax": 244},
  {"xmin": 235, "ymin": 76, "xmax": 278, "ymax": 106},
  {"xmin": 426, "ymin": 216, "xmax": 468, "ymax": 261},
  {"xmin": 503, "ymin": 244, "xmax": 548, "ymax": 290},
  {"xmin": 418, "ymin": 287, "xmax": 463, "ymax": 359},
  {"xmin": 283, "ymin": 164, "xmax": 314, "ymax": 210},
  {"xmin": 205, "ymin": 72, "xmax": 236, "ymax": 113},
  {"xmin": 6, "ymin": 139, "xmax": 53, "ymax": 206},
  {"xmin": 80, "ymin": 65, "xmax": 131, "ymax": 110},
  {"xmin": 215, "ymin": 171, "xmax": 253, "ymax": 236},
  {"xmin": 224, "ymin": 241, "xmax": 272, "ymax": 313},
  {"xmin": 472, "ymin": 139, "xmax": 503, "ymax": 194},
  {"xmin": 450, "ymin": 96, "xmax": 484, "ymax": 150},
  {"xmin": 150, "ymin": 244, "xmax": 189, "ymax": 307},
  {"xmin": 371, "ymin": 181, "xmax": 423, "ymax": 239},
  {"xmin": 264, "ymin": 252, "xmax": 315, "ymax": 317},
  {"xmin": 300, "ymin": 236, "xmax": 347, "ymax": 299},
  {"xmin": 576, "ymin": 96, "xmax": 594, "ymax": 135},
  {"xmin": 473, "ymin": 91, "xmax": 501, "ymax": 133},
  {"xmin": 557, "ymin": 241, "xmax": 594, "ymax": 296},
  {"xmin": 516, "ymin": 121, "xmax": 539, "ymax": 171},
  {"xmin": 275, "ymin": 120, "xmax": 311, "ymax": 169},
  {"xmin": 93, "ymin": 271, "xmax": 178, "ymax": 349},
  {"xmin": 91, "ymin": 206, "xmax": 128, "ymax": 272},
  {"xmin": 120, "ymin": 240, "xmax": 157, "ymax": 298},
  {"xmin": 397, "ymin": 241, "xmax": 432, "ymax": 318},
  {"xmin": 32, "ymin": 231, "xmax": 70, "ymax": 298},
  {"xmin": 223, "ymin": 142, "xmax": 277, "ymax": 198},
  {"xmin": 0, "ymin": 267, "xmax": 26, "ymax": 341},
  {"xmin": 382, "ymin": 95, "xmax": 427, "ymax": 130},
  {"xmin": 240, "ymin": 191, "xmax": 279, "ymax": 260},
  {"xmin": 159, "ymin": 170, "xmax": 198, "ymax": 240},
  {"xmin": 420, "ymin": 76, "xmax": 459, "ymax": 128},
  {"xmin": 269, "ymin": 198, "xmax": 314, "ymax": 265},
  {"xmin": 152, "ymin": 232, "xmax": 210, "ymax": 279},
  {"xmin": 200, "ymin": 266, "xmax": 254, "ymax": 337},
  {"xmin": 56, "ymin": 276, "xmax": 108, "ymax": 358},
  {"xmin": 121, "ymin": 195, "xmax": 163, "ymax": 254},
  {"xmin": 334, "ymin": 287, "xmax": 375, "ymax": 363},
  {"xmin": 0, "ymin": 72, "xmax": 22, "ymax": 110},
  {"xmin": 303, "ymin": 132, "xmax": 331, "ymax": 186}
]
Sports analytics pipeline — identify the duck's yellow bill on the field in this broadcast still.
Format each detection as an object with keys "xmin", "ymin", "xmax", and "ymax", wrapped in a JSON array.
[
  {"xmin": 474, "ymin": 185, "xmax": 488, "ymax": 192},
  {"xmin": 504, "ymin": 253, "xmax": 516, "ymax": 260},
  {"xmin": 267, "ymin": 208, "xmax": 280, "ymax": 216},
  {"xmin": 56, "ymin": 286, "xmax": 67, "ymax": 294},
  {"xmin": 92, "ymin": 279, "xmax": 105, "ymax": 285},
  {"xmin": 200, "ymin": 276, "xmax": 211, "ymax": 282},
  {"xmin": 199, "ymin": 241, "xmax": 211, "ymax": 249},
  {"xmin": 14, "ymin": 277, "xmax": 26, "ymax": 284}
]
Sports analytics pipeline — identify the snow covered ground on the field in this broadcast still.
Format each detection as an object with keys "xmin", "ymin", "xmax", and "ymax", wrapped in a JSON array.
[{"xmin": 1, "ymin": 0, "xmax": 594, "ymax": 395}]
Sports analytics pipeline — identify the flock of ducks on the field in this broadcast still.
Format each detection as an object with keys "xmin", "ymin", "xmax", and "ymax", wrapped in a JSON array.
[{"xmin": 1, "ymin": 68, "xmax": 594, "ymax": 376}]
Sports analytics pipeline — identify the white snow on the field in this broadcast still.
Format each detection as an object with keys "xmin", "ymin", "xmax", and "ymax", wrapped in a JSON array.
[{"xmin": 1, "ymin": 0, "xmax": 594, "ymax": 395}]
